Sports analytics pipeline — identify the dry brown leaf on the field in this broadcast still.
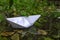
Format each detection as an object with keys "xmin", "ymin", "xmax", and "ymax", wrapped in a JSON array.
[
  {"xmin": 38, "ymin": 29, "xmax": 48, "ymax": 35},
  {"xmin": 11, "ymin": 33, "xmax": 20, "ymax": 40},
  {"xmin": 14, "ymin": 30, "xmax": 23, "ymax": 33},
  {"xmin": 1, "ymin": 31, "xmax": 15, "ymax": 36}
]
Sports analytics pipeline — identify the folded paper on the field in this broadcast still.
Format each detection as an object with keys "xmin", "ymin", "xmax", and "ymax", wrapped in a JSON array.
[
  {"xmin": 6, "ymin": 15, "xmax": 41, "ymax": 28},
  {"xmin": 58, "ymin": 17, "xmax": 60, "ymax": 19}
]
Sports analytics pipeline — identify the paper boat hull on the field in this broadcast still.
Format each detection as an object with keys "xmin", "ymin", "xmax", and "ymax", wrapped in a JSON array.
[{"xmin": 8, "ymin": 21, "xmax": 32, "ymax": 28}]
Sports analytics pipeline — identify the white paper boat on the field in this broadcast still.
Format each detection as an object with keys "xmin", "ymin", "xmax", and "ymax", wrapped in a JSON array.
[
  {"xmin": 6, "ymin": 15, "xmax": 41, "ymax": 28},
  {"xmin": 58, "ymin": 17, "xmax": 60, "ymax": 19}
]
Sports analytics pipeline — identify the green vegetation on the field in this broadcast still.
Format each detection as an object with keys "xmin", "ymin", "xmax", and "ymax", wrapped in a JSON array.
[{"xmin": 0, "ymin": 0, "xmax": 60, "ymax": 40}]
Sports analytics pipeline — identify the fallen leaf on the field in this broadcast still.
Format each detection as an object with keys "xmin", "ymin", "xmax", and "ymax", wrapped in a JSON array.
[
  {"xmin": 38, "ymin": 29, "xmax": 48, "ymax": 35},
  {"xmin": 1, "ymin": 31, "xmax": 15, "ymax": 36}
]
